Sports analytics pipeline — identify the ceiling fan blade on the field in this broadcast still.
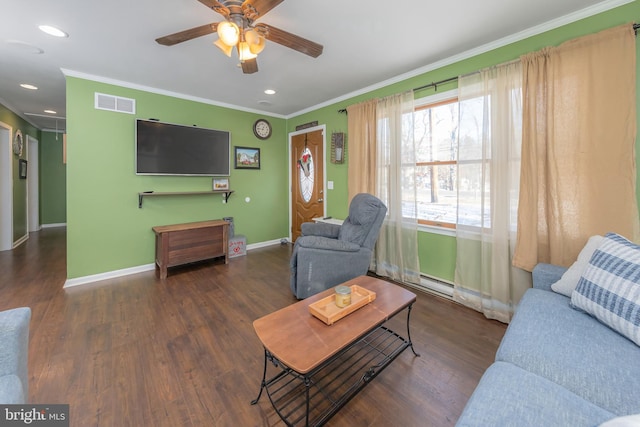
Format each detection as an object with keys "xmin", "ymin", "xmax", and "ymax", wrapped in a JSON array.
[
  {"xmin": 243, "ymin": 0, "xmax": 284, "ymax": 19},
  {"xmin": 256, "ymin": 23, "xmax": 323, "ymax": 58},
  {"xmin": 197, "ymin": 0, "xmax": 230, "ymax": 17},
  {"xmin": 242, "ymin": 58, "xmax": 259, "ymax": 74},
  {"xmin": 156, "ymin": 23, "xmax": 219, "ymax": 46}
]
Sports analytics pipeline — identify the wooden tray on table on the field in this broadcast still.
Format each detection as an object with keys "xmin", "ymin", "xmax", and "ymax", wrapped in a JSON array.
[{"xmin": 308, "ymin": 285, "xmax": 377, "ymax": 325}]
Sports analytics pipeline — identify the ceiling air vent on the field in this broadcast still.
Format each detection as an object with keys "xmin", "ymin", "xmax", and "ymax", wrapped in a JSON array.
[{"xmin": 94, "ymin": 92, "xmax": 136, "ymax": 114}]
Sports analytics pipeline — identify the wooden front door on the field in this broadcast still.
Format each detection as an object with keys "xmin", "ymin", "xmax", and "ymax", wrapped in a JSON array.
[{"xmin": 291, "ymin": 129, "xmax": 324, "ymax": 242}]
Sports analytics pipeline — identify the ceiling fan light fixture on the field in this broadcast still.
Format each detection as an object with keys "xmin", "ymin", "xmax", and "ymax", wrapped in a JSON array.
[
  {"xmin": 238, "ymin": 41, "xmax": 257, "ymax": 62},
  {"xmin": 214, "ymin": 37, "xmax": 233, "ymax": 57},
  {"xmin": 249, "ymin": 38, "xmax": 265, "ymax": 54},
  {"xmin": 217, "ymin": 21, "xmax": 240, "ymax": 46},
  {"xmin": 245, "ymin": 29, "xmax": 265, "ymax": 54},
  {"xmin": 154, "ymin": 0, "xmax": 324, "ymax": 74}
]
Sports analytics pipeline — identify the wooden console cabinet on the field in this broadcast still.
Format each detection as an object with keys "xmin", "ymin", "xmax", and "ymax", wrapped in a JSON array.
[{"xmin": 152, "ymin": 220, "xmax": 229, "ymax": 279}]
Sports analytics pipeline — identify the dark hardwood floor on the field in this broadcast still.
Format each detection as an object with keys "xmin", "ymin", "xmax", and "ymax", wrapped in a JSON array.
[{"xmin": 0, "ymin": 227, "xmax": 506, "ymax": 426}]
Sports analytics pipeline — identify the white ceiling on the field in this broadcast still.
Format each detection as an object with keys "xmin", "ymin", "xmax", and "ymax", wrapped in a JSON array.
[{"xmin": 0, "ymin": 0, "xmax": 628, "ymax": 133}]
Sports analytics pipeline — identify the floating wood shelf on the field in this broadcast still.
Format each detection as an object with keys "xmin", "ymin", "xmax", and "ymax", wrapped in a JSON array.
[{"xmin": 138, "ymin": 190, "xmax": 234, "ymax": 208}]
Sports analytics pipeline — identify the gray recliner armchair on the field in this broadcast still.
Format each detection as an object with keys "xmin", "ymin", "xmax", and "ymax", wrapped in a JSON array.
[{"xmin": 290, "ymin": 193, "xmax": 387, "ymax": 299}]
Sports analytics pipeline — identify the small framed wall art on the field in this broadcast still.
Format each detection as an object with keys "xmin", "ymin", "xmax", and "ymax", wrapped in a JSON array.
[
  {"xmin": 213, "ymin": 178, "xmax": 230, "ymax": 191},
  {"xmin": 234, "ymin": 146, "xmax": 260, "ymax": 170},
  {"xmin": 331, "ymin": 132, "xmax": 346, "ymax": 164}
]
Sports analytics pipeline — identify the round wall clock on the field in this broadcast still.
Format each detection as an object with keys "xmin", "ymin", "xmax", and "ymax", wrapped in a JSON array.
[
  {"xmin": 13, "ymin": 130, "xmax": 23, "ymax": 156},
  {"xmin": 253, "ymin": 119, "xmax": 272, "ymax": 140}
]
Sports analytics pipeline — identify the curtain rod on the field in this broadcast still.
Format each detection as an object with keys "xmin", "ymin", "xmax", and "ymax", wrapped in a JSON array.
[
  {"xmin": 413, "ymin": 76, "xmax": 459, "ymax": 93},
  {"xmin": 338, "ymin": 23, "xmax": 640, "ymax": 114},
  {"xmin": 337, "ymin": 75, "xmax": 458, "ymax": 114}
]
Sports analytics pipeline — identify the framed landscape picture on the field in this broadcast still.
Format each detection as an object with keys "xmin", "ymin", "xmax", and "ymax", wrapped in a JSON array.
[{"xmin": 234, "ymin": 146, "xmax": 260, "ymax": 170}]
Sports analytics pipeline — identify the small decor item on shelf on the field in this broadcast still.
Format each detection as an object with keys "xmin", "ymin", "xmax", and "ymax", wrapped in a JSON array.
[
  {"xmin": 335, "ymin": 285, "xmax": 352, "ymax": 308},
  {"xmin": 213, "ymin": 178, "xmax": 229, "ymax": 190}
]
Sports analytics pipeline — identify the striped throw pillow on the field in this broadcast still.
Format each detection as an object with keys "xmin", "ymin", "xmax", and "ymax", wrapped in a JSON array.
[{"xmin": 571, "ymin": 232, "xmax": 640, "ymax": 347}]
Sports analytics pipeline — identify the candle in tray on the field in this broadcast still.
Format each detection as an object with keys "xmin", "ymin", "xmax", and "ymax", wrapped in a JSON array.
[{"xmin": 335, "ymin": 285, "xmax": 352, "ymax": 308}]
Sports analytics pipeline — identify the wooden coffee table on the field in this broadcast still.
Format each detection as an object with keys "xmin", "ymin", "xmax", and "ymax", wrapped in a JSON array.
[{"xmin": 251, "ymin": 276, "xmax": 419, "ymax": 426}]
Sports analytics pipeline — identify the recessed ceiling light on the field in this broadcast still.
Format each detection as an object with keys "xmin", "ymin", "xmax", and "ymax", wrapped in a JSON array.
[
  {"xmin": 20, "ymin": 84, "xmax": 38, "ymax": 90},
  {"xmin": 38, "ymin": 25, "xmax": 68, "ymax": 38},
  {"xmin": 5, "ymin": 40, "xmax": 44, "ymax": 54},
  {"xmin": 264, "ymin": 89, "xmax": 276, "ymax": 95},
  {"xmin": 44, "ymin": 110, "xmax": 57, "ymax": 114}
]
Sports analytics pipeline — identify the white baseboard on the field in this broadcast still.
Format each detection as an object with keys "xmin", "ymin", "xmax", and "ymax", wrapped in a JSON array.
[
  {"xmin": 42, "ymin": 223, "xmax": 67, "ymax": 228},
  {"xmin": 63, "ymin": 237, "xmax": 288, "ymax": 288},
  {"xmin": 246, "ymin": 238, "xmax": 287, "ymax": 250},
  {"xmin": 64, "ymin": 263, "xmax": 156, "ymax": 288},
  {"xmin": 12, "ymin": 234, "xmax": 28, "ymax": 248}
]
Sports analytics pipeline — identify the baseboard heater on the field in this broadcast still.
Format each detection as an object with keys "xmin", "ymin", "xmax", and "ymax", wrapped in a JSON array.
[{"xmin": 415, "ymin": 274, "xmax": 454, "ymax": 299}]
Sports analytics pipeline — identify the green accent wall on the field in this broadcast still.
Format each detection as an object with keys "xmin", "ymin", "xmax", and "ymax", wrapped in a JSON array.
[
  {"xmin": 0, "ymin": 104, "xmax": 40, "ymax": 243},
  {"xmin": 40, "ymin": 131, "xmax": 67, "ymax": 225},
  {"xmin": 66, "ymin": 78, "xmax": 289, "ymax": 278},
  {"xmin": 288, "ymin": 1, "xmax": 640, "ymax": 282},
  {"xmin": 56, "ymin": 0, "xmax": 640, "ymax": 281}
]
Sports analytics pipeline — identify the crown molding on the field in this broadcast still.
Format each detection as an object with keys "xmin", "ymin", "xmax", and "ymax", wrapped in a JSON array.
[
  {"xmin": 61, "ymin": 68, "xmax": 287, "ymax": 120},
  {"xmin": 287, "ymin": 0, "xmax": 635, "ymax": 118},
  {"xmin": 56, "ymin": 0, "xmax": 635, "ymax": 121}
]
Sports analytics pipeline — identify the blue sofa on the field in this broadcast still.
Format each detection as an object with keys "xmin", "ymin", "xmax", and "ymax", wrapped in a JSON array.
[
  {"xmin": 0, "ymin": 307, "xmax": 31, "ymax": 404},
  {"xmin": 457, "ymin": 263, "xmax": 640, "ymax": 426}
]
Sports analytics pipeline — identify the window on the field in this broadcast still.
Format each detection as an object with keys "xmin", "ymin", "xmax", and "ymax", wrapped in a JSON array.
[
  {"xmin": 413, "ymin": 91, "xmax": 486, "ymax": 229},
  {"xmin": 414, "ymin": 96, "xmax": 459, "ymax": 228}
]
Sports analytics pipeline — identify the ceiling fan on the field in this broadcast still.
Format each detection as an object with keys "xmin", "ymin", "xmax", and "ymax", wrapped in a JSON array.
[{"xmin": 156, "ymin": 0, "xmax": 323, "ymax": 74}]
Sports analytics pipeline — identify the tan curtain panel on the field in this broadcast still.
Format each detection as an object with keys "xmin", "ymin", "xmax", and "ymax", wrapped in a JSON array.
[
  {"xmin": 346, "ymin": 99, "xmax": 378, "ymax": 201},
  {"xmin": 454, "ymin": 61, "xmax": 529, "ymax": 323},
  {"xmin": 513, "ymin": 24, "xmax": 640, "ymax": 271},
  {"xmin": 346, "ymin": 94, "xmax": 420, "ymax": 286}
]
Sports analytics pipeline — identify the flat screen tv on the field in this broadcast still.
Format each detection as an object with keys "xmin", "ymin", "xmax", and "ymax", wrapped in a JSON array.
[{"xmin": 135, "ymin": 119, "xmax": 230, "ymax": 176}]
